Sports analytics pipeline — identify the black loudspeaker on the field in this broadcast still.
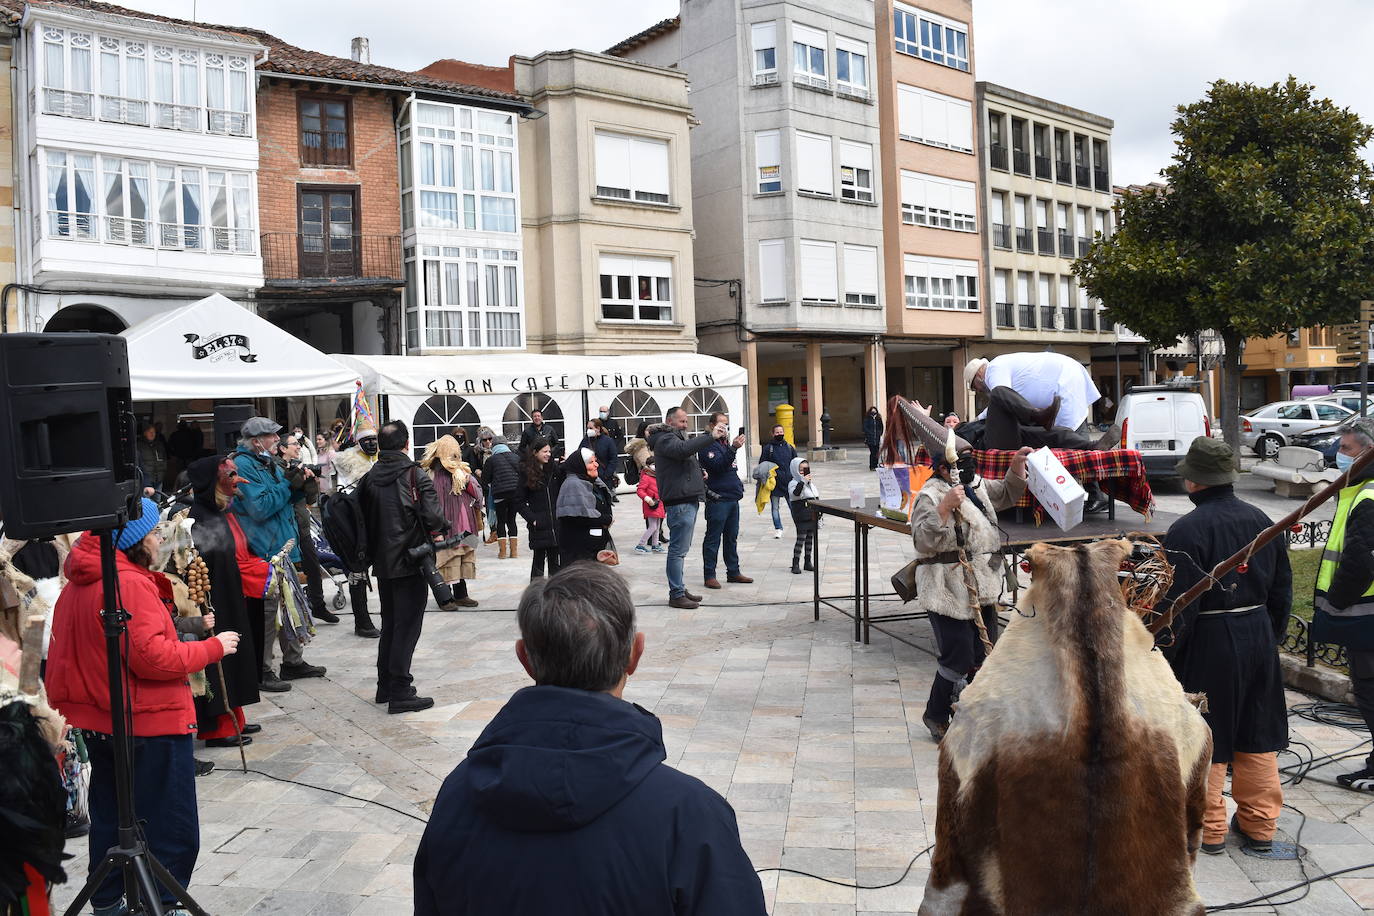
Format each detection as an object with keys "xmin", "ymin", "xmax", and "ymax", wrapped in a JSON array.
[
  {"xmin": 214, "ymin": 403, "xmax": 255, "ymax": 455},
  {"xmin": 0, "ymin": 333, "xmax": 140, "ymax": 538}
]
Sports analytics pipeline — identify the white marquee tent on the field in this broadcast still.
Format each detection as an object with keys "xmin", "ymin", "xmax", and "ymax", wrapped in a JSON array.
[
  {"xmin": 121, "ymin": 294, "xmax": 359, "ymax": 401},
  {"xmin": 332, "ymin": 351, "xmax": 749, "ymax": 453}
]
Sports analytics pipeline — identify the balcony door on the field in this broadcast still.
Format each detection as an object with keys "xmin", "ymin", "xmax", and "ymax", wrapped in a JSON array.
[{"xmin": 299, "ymin": 186, "xmax": 359, "ymax": 278}]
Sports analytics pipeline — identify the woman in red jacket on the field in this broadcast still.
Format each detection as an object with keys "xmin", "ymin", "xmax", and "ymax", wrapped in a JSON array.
[{"xmin": 46, "ymin": 498, "xmax": 240, "ymax": 916}]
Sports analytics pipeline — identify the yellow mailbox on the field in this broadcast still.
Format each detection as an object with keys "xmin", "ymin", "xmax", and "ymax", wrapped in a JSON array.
[{"xmin": 774, "ymin": 403, "xmax": 795, "ymax": 446}]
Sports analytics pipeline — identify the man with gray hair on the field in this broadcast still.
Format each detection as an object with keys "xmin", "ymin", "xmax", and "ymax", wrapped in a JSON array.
[
  {"xmin": 1313, "ymin": 417, "xmax": 1374, "ymax": 789},
  {"xmin": 413, "ymin": 563, "xmax": 766, "ymax": 915}
]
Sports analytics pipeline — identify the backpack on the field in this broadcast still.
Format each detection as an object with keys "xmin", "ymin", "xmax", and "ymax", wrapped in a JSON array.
[
  {"xmin": 320, "ymin": 481, "xmax": 370, "ymax": 575},
  {"xmin": 622, "ymin": 458, "xmax": 640, "ymax": 485}
]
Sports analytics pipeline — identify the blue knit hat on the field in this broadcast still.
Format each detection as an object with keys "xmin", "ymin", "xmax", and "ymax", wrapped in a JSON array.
[{"xmin": 116, "ymin": 498, "xmax": 161, "ymax": 551}]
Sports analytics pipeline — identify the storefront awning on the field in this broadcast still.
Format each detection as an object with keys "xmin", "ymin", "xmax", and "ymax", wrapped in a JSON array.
[
  {"xmin": 332, "ymin": 351, "xmax": 748, "ymax": 398},
  {"xmin": 121, "ymin": 294, "xmax": 360, "ymax": 400}
]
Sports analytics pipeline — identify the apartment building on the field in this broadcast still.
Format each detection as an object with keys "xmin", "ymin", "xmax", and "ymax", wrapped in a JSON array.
[
  {"xmin": 875, "ymin": 0, "xmax": 982, "ymax": 419},
  {"xmin": 0, "ymin": 28, "xmax": 15, "ymax": 333},
  {"xmin": 512, "ymin": 49, "xmax": 696, "ymax": 357},
  {"xmin": 8, "ymin": 2, "xmax": 266, "ymax": 334},
  {"xmin": 610, "ymin": 0, "xmax": 886, "ymax": 444}
]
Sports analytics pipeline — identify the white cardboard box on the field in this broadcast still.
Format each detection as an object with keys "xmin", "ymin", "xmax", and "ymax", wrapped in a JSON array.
[{"xmin": 1025, "ymin": 446, "xmax": 1086, "ymax": 531}]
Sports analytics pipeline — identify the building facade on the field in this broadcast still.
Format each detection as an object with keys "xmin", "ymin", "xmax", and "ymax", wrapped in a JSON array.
[
  {"xmin": 10, "ymin": 3, "xmax": 265, "ymax": 335},
  {"xmin": 513, "ymin": 49, "xmax": 696, "ymax": 356},
  {"xmin": 874, "ymin": 0, "xmax": 981, "ymax": 421},
  {"xmin": 611, "ymin": 0, "xmax": 887, "ymax": 444}
]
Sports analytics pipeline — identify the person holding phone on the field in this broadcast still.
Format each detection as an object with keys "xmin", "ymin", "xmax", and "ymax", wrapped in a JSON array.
[{"xmin": 698, "ymin": 412, "xmax": 752, "ymax": 591}]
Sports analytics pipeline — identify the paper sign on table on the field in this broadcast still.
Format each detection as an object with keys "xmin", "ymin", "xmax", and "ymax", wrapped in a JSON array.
[{"xmin": 1025, "ymin": 446, "xmax": 1086, "ymax": 531}]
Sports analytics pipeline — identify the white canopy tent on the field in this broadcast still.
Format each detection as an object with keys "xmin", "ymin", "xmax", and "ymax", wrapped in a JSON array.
[
  {"xmin": 120, "ymin": 294, "xmax": 359, "ymax": 401},
  {"xmin": 332, "ymin": 351, "xmax": 750, "ymax": 454}
]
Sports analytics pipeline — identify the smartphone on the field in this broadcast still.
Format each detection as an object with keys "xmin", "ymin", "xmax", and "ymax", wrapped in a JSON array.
[{"xmin": 737, "ymin": 426, "xmax": 745, "ymax": 437}]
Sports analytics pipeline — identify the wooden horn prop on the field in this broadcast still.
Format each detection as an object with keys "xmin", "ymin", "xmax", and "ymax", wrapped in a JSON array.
[{"xmin": 1148, "ymin": 444, "xmax": 1374, "ymax": 636}]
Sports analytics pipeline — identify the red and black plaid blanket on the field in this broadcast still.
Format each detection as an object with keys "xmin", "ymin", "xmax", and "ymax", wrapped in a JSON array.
[{"xmin": 913, "ymin": 447, "xmax": 1155, "ymax": 516}]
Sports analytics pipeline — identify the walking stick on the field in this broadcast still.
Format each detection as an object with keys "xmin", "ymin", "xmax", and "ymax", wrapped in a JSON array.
[{"xmin": 1149, "ymin": 444, "xmax": 1374, "ymax": 636}]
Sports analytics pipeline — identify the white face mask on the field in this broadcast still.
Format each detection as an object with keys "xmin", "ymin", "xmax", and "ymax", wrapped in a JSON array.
[{"xmin": 586, "ymin": 428, "xmax": 597, "ymax": 438}]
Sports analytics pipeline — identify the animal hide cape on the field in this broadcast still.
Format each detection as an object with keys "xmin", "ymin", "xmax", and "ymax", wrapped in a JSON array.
[{"xmin": 920, "ymin": 539, "xmax": 1211, "ymax": 916}]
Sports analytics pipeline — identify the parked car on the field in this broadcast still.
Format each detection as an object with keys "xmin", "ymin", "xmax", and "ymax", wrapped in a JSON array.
[
  {"xmin": 1303, "ymin": 392, "xmax": 1374, "ymax": 414},
  {"xmin": 1241, "ymin": 400, "xmax": 1353, "ymax": 459},
  {"xmin": 1289, "ymin": 403, "xmax": 1374, "ymax": 465},
  {"xmin": 1113, "ymin": 385, "xmax": 1210, "ymax": 478}
]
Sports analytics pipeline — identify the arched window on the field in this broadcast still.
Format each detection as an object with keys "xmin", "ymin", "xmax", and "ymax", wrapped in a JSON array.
[
  {"xmin": 412, "ymin": 395, "xmax": 480, "ymax": 456},
  {"xmin": 681, "ymin": 387, "xmax": 727, "ymax": 435},
  {"xmin": 43, "ymin": 304, "xmax": 127, "ymax": 334},
  {"xmin": 608, "ymin": 389, "xmax": 661, "ymax": 443},
  {"xmin": 503, "ymin": 393, "xmax": 563, "ymax": 448}
]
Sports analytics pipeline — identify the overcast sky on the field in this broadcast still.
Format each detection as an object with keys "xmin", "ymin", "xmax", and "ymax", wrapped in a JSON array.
[{"xmin": 127, "ymin": 0, "xmax": 1374, "ymax": 184}]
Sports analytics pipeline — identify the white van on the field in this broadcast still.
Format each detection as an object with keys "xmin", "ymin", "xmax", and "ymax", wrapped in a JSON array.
[{"xmin": 1113, "ymin": 385, "xmax": 1210, "ymax": 478}]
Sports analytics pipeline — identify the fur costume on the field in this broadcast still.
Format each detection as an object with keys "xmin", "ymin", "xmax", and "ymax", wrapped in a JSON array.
[
  {"xmin": 626, "ymin": 437, "xmax": 650, "ymax": 471},
  {"xmin": 333, "ymin": 445, "xmax": 378, "ymax": 488},
  {"xmin": 920, "ymin": 539, "xmax": 1211, "ymax": 916},
  {"xmin": 909, "ymin": 472, "xmax": 1023, "ymax": 621}
]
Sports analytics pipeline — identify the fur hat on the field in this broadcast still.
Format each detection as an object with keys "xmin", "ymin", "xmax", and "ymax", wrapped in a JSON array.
[{"xmin": 963, "ymin": 357, "xmax": 989, "ymax": 391}]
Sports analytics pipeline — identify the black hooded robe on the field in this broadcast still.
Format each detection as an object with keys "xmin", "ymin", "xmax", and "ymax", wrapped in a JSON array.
[{"xmin": 188, "ymin": 488, "xmax": 263, "ymax": 726}]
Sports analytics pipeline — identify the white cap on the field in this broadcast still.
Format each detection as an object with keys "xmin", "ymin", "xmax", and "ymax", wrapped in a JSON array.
[{"xmin": 963, "ymin": 357, "xmax": 989, "ymax": 391}]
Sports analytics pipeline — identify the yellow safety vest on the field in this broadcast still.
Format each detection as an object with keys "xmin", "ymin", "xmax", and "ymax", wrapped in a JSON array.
[{"xmin": 1317, "ymin": 480, "xmax": 1374, "ymax": 601}]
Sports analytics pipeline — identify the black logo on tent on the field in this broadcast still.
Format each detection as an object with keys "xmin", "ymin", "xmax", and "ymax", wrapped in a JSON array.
[{"xmin": 184, "ymin": 333, "xmax": 258, "ymax": 363}]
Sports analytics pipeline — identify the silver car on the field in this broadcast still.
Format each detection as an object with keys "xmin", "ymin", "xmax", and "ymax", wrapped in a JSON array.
[{"xmin": 1241, "ymin": 399, "xmax": 1354, "ymax": 458}]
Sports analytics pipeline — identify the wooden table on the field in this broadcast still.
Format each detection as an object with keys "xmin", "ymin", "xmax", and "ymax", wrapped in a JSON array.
[{"xmin": 809, "ymin": 497, "xmax": 1179, "ymax": 646}]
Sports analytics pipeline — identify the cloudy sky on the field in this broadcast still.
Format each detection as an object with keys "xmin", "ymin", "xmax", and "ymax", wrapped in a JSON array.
[{"xmin": 126, "ymin": 0, "xmax": 1374, "ymax": 184}]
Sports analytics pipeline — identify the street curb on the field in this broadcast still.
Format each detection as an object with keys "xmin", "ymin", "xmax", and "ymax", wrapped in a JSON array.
[{"xmin": 1281, "ymin": 653, "xmax": 1355, "ymax": 704}]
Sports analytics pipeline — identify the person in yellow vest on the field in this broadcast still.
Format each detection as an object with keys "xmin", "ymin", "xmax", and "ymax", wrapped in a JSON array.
[{"xmin": 1313, "ymin": 418, "xmax": 1374, "ymax": 790}]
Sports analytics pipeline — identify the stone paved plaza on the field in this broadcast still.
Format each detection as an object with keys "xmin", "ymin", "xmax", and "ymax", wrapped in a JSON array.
[{"xmin": 52, "ymin": 451, "xmax": 1374, "ymax": 914}]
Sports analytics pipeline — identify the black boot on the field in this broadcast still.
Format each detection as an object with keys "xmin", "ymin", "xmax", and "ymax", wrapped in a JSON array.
[
  {"xmin": 791, "ymin": 561, "xmax": 801, "ymax": 575},
  {"xmin": 453, "ymin": 579, "xmax": 478, "ymax": 608},
  {"xmin": 924, "ymin": 675, "xmax": 957, "ymax": 740}
]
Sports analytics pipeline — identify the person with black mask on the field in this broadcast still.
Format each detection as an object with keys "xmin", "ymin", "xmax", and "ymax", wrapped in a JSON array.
[
  {"xmin": 185, "ymin": 454, "xmax": 267, "ymax": 747},
  {"xmin": 759, "ymin": 425, "xmax": 797, "ymax": 539},
  {"xmin": 358, "ymin": 420, "xmax": 449, "ymax": 714}
]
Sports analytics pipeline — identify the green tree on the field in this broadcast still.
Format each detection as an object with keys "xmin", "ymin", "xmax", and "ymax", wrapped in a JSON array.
[{"xmin": 1074, "ymin": 77, "xmax": 1374, "ymax": 451}]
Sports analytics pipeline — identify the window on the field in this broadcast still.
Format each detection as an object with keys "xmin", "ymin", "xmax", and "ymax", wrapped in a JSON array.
[
  {"xmin": 1013, "ymin": 194, "xmax": 1031, "ymax": 252},
  {"xmin": 1010, "ymin": 117, "xmax": 1029, "ymax": 175},
  {"xmin": 1315, "ymin": 403, "xmax": 1351, "ymax": 422},
  {"xmin": 1033, "ymin": 123, "xmax": 1051, "ymax": 179},
  {"xmin": 900, "ymin": 171, "xmax": 975, "ymax": 231},
  {"xmin": 1078, "ymin": 281, "xmax": 1096, "ymax": 331},
  {"xmin": 595, "ymin": 131, "xmax": 670, "ymax": 205},
  {"xmin": 792, "ymin": 24, "xmax": 828, "ymax": 87},
  {"xmin": 896, "ymin": 84, "xmax": 973, "ymax": 153},
  {"xmin": 1060, "ymin": 276, "xmax": 1076, "ymax": 329},
  {"xmin": 994, "ymin": 269, "xmax": 1012, "ymax": 327},
  {"xmin": 755, "ymin": 131, "xmax": 782, "ymax": 193},
  {"xmin": 405, "ymin": 101, "xmax": 517, "ymax": 232},
  {"xmin": 987, "ymin": 111, "xmax": 1007, "ymax": 170},
  {"xmin": 903, "ymin": 255, "xmax": 978, "ymax": 311},
  {"xmin": 599, "ymin": 255, "xmax": 673, "ymax": 322},
  {"xmin": 799, "ymin": 239, "xmax": 837, "ymax": 303},
  {"xmin": 1039, "ymin": 274, "xmax": 1056, "ymax": 329},
  {"xmin": 989, "ymin": 191, "xmax": 1008, "ymax": 247},
  {"xmin": 795, "ymin": 131, "xmax": 833, "ymax": 196},
  {"xmin": 842, "ymin": 244, "xmax": 879, "ymax": 305},
  {"xmin": 839, "ymin": 141, "xmax": 873, "ymax": 202},
  {"xmin": 751, "ymin": 22, "xmax": 778, "ymax": 82},
  {"xmin": 1036, "ymin": 199, "xmax": 1053, "ymax": 253},
  {"xmin": 835, "ymin": 36, "xmax": 868, "ymax": 95},
  {"xmin": 1276, "ymin": 404, "xmax": 1311, "ymax": 421},
  {"xmin": 1057, "ymin": 202, "xmax": 1073, "ymax": 256},
  {"xmin": 407, "ymin": 246, "xmax": 523, "ymax": 349},
  {"xmin": 41, "ymin": 26, "xmax": 93, "ymax": 118},
  {"xmin": 892, "ymin": 3, "xmax": 969, "ymax": 71},
  {"xmin": 1055, "ymin": 128, "xmax": 1072, "ymax": 183},
  {"xmin": 412, "ymin": 395, "xmax": 481, "ymax": 455},
  {"xmin": 44, "ymin": 148, "xmax": 253, "ymax": 253},
  {"xmin": 1092, "ymin": 138, "xmax": 1110, "ymax": 190},
  {"xmin": 96, "ymin": 36, "xmax": 146, "ymax": 125},
  {"xmin": 203, "ymin": 52, "xmax": 251, "ymax": 135},
  {"xmin": 1016, "ymin": 271, "xmax": 1034, "ymax": 328},
  {"xmin": 758, "ymin": 238, "xmax": 786, "ymax": 302},
  {"xmin": 299, "ymin": 95, "xmax": 351, "ymax": 167},
  {"xmin": 1074, "ymin": 134, "xmax": 1091, "ymax": 186},
  {"xmin": 503, "ymin": 393, "xmax": 563, "ymax": 444},
  {"xmin": 1093, "ymin": 209, "xmax": 1107, "ymax": 239}
]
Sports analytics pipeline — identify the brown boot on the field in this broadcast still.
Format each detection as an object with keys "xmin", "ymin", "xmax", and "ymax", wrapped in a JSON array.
[
  {"xmin": 498, "ymin": 537, "xmax": 508, "ymax": 559},
  {"xmin": 509, "ymin": 537, "xmax": 519, "ymax": 558},
  {"xmin": 1034, "ymin": 395, "xmax": 1062, "ymax": 430},
  {"xmin": 1094, "ymin": 424, "xmax": 1122, "ymax": 450}
]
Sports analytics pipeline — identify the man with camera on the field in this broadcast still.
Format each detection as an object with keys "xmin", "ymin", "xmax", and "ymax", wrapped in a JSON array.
[
  {"xmin": 698, "ymin": 411, "xmax": 751, "ymax": 591},
  {"xmin": 358, "ymin": 420, "xmax": 450, "ymax": 714},
  {"xmin": 232, "ymin": 417, "xmax": 326, "ymax": 691}
]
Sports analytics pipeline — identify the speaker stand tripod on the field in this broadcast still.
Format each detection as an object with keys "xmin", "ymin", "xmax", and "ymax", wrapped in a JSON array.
[{"xmin": 62, "ymin": 530, "xmax": 209, "ymax": 916}]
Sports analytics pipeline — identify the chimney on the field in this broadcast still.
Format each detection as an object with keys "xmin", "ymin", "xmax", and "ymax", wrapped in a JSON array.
[{"xmin": 350, "ymin": 37, "xmax": 370, "ymax": 64}]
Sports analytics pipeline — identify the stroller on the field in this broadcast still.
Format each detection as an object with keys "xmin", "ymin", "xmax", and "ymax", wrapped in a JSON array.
[{"xmin": 309, "ymin": 510, "xmax": 350, "ymax": 611}]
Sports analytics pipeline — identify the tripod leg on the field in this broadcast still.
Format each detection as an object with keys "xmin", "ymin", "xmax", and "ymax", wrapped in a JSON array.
[
  {"xmin": 146, "ymin": 851, "xmax": 211, "ymax": 916},
  {"xmin": 129, "ymin": 852, "xmax": 167, "ymax": 915},
  {"xmin": 62, "ymin": 852, "xmax": 117, "ymax": 916}
]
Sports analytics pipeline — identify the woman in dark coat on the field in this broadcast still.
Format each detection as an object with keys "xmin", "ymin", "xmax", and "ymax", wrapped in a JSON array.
[
  {"xmin": 555, "ymin": 448, "xmax": 613, "ymax": 566},
  {"xmin": 863, "ymin": 406, "xmax": 884, "ymax": 471},
  {"xmin": 515, "ymin": 436, "xmax": 562, "ymax": 579},
  {"xmin": 186, "ymin": 454, "xmax": 268, "ymax": 745}
]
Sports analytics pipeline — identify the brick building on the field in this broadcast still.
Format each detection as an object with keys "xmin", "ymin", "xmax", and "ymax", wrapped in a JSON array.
[{"xmin": 249, "ymin": 34, "xmax": 527, "ymax": 355}]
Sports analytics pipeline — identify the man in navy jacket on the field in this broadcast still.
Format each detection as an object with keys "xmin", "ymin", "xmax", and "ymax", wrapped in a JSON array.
[
  {"xmin": 413, "ymin": 563, "xmax": 766, "ymax": 916},
  {"xmin": 698, "ymin": 411, "xmax": 753, "ymax": 590}
]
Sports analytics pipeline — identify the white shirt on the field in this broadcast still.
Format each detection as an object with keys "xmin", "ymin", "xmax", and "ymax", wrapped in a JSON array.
[{"xmin": 980, "ymin": 351, "xmax": 1100, "ymax": 430}]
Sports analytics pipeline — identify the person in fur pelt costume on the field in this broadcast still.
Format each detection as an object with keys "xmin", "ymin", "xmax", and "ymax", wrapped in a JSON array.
[
  {"xmin": 329, "ymin": 427, "xmax": 381, "ymax": 637},
  {"xmin": 904, "ymin": 406, "xmax": 1031, "ymax": 742}
]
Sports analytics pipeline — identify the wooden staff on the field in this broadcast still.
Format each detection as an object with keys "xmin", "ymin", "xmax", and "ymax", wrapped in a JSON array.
[
  {"xmin": 1149, "ymin": 444, "xmax": 1374, "ymax": 636},
  {"xmin": 18, "ymin": 614, "xmax": 44, "ymax": 695}
]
